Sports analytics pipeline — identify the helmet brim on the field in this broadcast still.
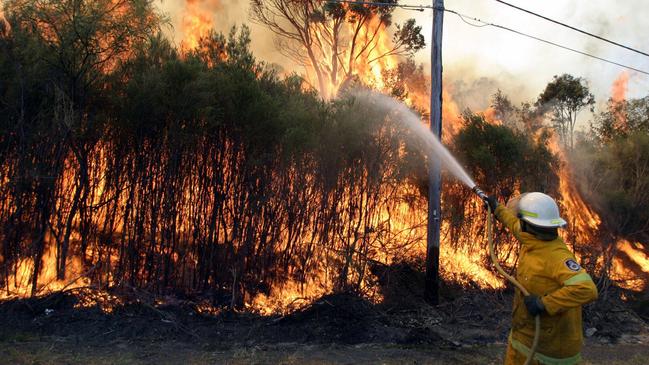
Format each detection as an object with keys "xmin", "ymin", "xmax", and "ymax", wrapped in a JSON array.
[{"xmin": 521, "ymin": 216, "xmax": 567, "ymax": 228}]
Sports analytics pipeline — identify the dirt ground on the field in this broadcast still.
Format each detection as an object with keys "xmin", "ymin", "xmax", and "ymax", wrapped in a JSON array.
[{"xmin": 1, "ymin": 338, "xmax": 649, "ymax": 365}]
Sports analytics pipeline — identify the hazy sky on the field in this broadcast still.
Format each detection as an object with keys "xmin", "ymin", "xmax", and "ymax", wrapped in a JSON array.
[
  {"xmin": 159, "ymin": 0, "xmax": 649, "ymax": 122},
  {"xmin": 406, "ymin": 0, "xmax": 649, "ymax": 104}
]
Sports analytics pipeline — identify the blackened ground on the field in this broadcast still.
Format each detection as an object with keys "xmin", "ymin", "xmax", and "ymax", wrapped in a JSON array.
[{"xmin": 0, "ymin": 262, "xmax": 647, "ymax": 364}]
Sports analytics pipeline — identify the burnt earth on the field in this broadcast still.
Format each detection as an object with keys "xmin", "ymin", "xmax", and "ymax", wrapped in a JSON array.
[
  {"xmin": 0, "ymin": 263, "xmax": 647, "ymax": 351},
  {"xmin": 0, "ymin": 289, "xmax": 444, "ymax": 348}
]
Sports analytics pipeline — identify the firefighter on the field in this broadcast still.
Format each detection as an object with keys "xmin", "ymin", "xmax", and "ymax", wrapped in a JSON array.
[{"xmin": 484, "ymin": 192, "xmax": 598, "ymax": 365}]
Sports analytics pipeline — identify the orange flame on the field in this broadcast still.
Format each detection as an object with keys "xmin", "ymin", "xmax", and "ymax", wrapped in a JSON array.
[
  {"xmin": 181, "ymin": 0, "xmax": 219, "ymax": 50},
  {"xmin": 549, "ymin": 135, "xmax": 648, "ymax": 291},
  {"xmin": 1, "ymin": 238, "xmax": 89, "ymax": 300},
  {"xmin": 547, "ymin": 136, "xmax": 602, "ymax": 243},
  {"xmin": 5, "ymin": 1, "xmax": 648, "ymax": 311},
  {"xmin": 300, "ymin": 8, "xmax": 403, "ymax": 99},
  {"xmin": 0, "ymin": 9, "xmax": 7, "ymax": 31},
  {"xmin": 248, "ymin": 271, "xmax": 332, "ymax": 315},
  {"xmin": 610, "ymin": 71, "xmax": 629, "ymax": 132},
  {"xmin": 441, "ymin": 88, "xmax": 463, "ymax": 140},
  {"xmin": 354, "ymin": 19, "xmax": 398, "ymax": 90},
  {"xmin": 611, "ymin": 71, "xmax": 629, "ymax": 104},
  {"xmin": 611, "ymin": 240, "xmax": 649, "ymax": 291}
]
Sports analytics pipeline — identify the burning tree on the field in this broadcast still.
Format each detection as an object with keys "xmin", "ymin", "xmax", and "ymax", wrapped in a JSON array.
[
  {"xmin": 0, "ymin": 0, "xmax": 160, "ymax": 295},
  {"xmin": 249, "ymin": 0, "xmax": 425, "ymax": 98}
]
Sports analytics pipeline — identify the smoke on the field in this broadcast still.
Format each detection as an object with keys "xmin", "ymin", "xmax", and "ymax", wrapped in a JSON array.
[
  {"xmin": 155, "ymin": 0, "xmax": 646, "ymax": 134},
  {"xmin": 446, "ymin": 77, "xmax": 499, "ymax": 112},
  {"xmin": 444, "ymin": 61, "xmax": 536, "ymax": 112}
]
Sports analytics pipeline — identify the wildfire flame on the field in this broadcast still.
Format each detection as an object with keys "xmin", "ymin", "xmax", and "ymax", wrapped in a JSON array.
[
  {"xmin": 611, "ymin": 71, "xmax": 629, "ymax": 104},
  {"xmin": 550, "ymin": 138, "xmax": 602, "ymax": 244},
  {"xmin": 248, "ymin": 272, "xmax": 331, "ymax": 315},
  {"xmin": 354, "ymin": 18, "xmax": 399, "ymax": 91},
  {"xmin": 549, "ymin": 132, "xmax": 649, "ymax": 292},
  {"xmin": 611, "ymin": 240, "xmax": 649, "ymax": 290},
  {"xmin": 611, "ymin": 71, "xmax": 629, "ymax": 131},
  {"xmin": 0, "ymin": 9, "xmax": 7, "ymax": 31},
  {"xmin": 3, "ymin": 3, "xmax": 648, "ymax": 316},
  {"xmin": 2, "ymin": 238, "xmax": 89, "ymax": 300},
  {"xmin": 181, "ymin": 0, "xmax": 219, "ymax": 50}
]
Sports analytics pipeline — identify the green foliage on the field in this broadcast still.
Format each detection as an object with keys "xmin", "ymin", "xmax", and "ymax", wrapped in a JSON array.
[
  {"xmin": 538, "ymin": 74, "xmax": 595, "ymax": 110},
  {"xmin": 250, "ymin": 0, "xmax": 423, "ymax": 98},
  {"xmin": 593, "ymin": 96, "xmax": 649, "ymax": 142},
  {"xmin": 381, "ymin": 59, "xmax": 427, "ymax": 108},
  {"xmin": 537, "ymin": 74, "xmax": 595, "ymax": 149},
  {"xmin": 490, "ymin": 90, "xmax": 544, "ymax": 133},
  {"xmin": 323, "ymin": 2, "xmax": 346, "ymax": 19},
  {"xmin": 491, "ymin": 90, "xmax": 515, "ymax": 125},
  {"xmin": 452, "ymin": 112, "xmax": 559, "ymax": 201},
  {"xmin": 393, "ymin": 19, "xmax": 425, "ymax": 54},
  {"xmin": 347, "ymin": 0, "xmax": 397, "ymax": 24}
]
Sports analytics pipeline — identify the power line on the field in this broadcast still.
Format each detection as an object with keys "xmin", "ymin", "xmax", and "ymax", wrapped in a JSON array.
[
  {"xmin": 444, "ymin": 8, "xmax": 649, "ymax": 76},
  {"xmin": 455, "ymin": 12, "xmax": 488, "ymax": 28},
  {"xmin": 491, "ymin": 0, "xmax": 649, "ymax": 58},
  {"xmin": 326, "ymin": 0, "xmax": 649, "ymax": 76},
  {"xmin": 326, "ymin": 0, "xmax": 428, "ymax": 11}
]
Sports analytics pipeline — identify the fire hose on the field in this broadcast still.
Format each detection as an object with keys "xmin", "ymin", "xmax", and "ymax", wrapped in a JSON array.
[{"xmin": 473, "ymin": 187, "xmax": 541, "ymax": 365}]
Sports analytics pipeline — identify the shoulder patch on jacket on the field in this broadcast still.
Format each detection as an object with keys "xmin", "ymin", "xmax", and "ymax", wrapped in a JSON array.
[{"xmin": 564, "ymin": 259, "xmax": 581, "ymax": 272}]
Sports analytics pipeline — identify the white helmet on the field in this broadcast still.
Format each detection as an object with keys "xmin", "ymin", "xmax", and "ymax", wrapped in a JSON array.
[{"xmin": 514, "ymin": 192, "xmax": 567, "ymax": 228}]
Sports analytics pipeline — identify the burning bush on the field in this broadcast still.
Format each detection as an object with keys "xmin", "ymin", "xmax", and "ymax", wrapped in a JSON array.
[
  {"xmin": 1, "ymin": 0, "xmax": 647, "ymax": 316},
  {"xmin": 587, "ymin": 96, "xmax": 649, "ymax": 239},
  {"xmin": 0, "ymin": 1, "xmax": 427, "ymax": 309}
]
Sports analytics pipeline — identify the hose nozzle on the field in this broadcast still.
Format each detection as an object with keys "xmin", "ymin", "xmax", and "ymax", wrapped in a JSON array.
[{"xmin": 472, "ymin": 186, "xmax": 488, "ymax": 202}]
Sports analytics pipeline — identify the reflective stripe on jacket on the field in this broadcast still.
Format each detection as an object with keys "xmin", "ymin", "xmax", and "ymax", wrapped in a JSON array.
[{"xmin": 495, "ymin": 205, "xmax": 598, "ymax": 364}]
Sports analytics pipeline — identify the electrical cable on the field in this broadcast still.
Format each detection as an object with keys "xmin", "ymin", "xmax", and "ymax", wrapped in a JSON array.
[
  {"xmin": 456, "ymin": 12, "xmax": 489, "ymax": 28},
  {"xmin": 491, "ymin": 0, "xmax": 649, "ymax": 58},
  {"xmin": 326, "ymin": 0, "xmax": 428, "ymax": 11},
  {"xmin": 325, "ymin": 0, "xmax": 649, "ymax": 76},
  {"xmin": 443, "ymin": 8, "xmax": 649, "ymax": 76}
]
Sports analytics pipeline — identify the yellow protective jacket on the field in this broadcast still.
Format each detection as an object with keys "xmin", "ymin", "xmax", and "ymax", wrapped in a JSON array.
[{"xmin": 495, "ymin": 205, "xmax": 598, "ymax": 365}]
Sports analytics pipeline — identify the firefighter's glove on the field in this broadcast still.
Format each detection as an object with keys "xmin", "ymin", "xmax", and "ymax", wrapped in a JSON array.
[
  {"xmin": 524, "ymin": 295, "xmax": 546, "ymax": 316},
  {"xmin": 485, "ymin": 195, "xmax": 499, "ymax": 212}
]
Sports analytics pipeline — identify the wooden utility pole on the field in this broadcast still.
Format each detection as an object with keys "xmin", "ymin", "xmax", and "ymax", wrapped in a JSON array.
[{"xmin": 425, "ymin": 0, "xmax": 444, "ymax": 305}]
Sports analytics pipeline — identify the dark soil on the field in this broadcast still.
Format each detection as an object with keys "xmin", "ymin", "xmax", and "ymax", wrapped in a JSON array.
[{"xmin": 0, "ymin": 262, "xmax": 646, "ymax": 355}]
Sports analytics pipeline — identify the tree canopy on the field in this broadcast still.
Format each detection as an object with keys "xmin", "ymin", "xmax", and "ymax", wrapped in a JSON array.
[
  {"xmin": 537, "ymin": 74, "xmax": 594, "ymax": 149},
  {"xmin": 250, "ymin": 0, "xmax": 424, "ymax": 98}
]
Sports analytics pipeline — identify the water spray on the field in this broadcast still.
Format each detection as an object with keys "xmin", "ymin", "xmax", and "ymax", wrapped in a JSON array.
[{"xmin": 356, "ymin": 91, "xmax": 540, "ymax": 365}]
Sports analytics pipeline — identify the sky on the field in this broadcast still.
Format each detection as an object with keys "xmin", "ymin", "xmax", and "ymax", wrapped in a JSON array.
[
  {"xmin": 158, "ymin": 0, "xmax": 649, "ymax": 126},
  {"xmin": 407, "ymin": 0, "xmax": 649, "ymax": 104}
]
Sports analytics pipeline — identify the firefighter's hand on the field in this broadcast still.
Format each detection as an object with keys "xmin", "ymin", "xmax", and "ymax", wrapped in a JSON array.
[
  {"xmin": 485, "ymin": 195, "xmax": 499, "ymax": 212},
  {"xmin": 524, "ymin": 295, "xmax": 546, "ymax": 316}
]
